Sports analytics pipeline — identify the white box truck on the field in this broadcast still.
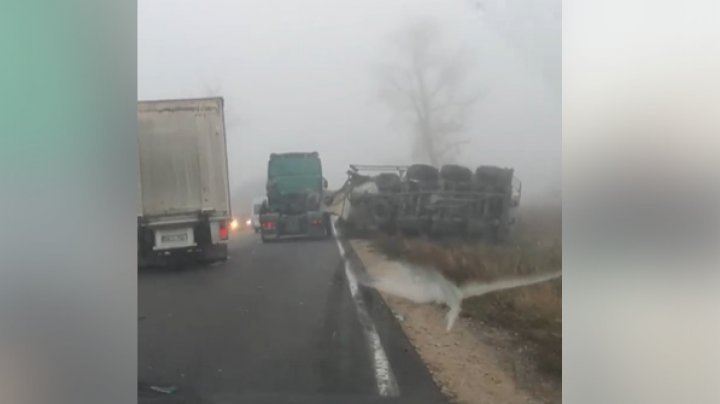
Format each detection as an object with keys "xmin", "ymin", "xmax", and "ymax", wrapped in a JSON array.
[{"xmin": 137, "ymin": 97, "xmax": 231, "ymax": 266}]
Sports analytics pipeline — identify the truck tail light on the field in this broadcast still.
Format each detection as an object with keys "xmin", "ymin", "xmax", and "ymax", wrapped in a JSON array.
[
  {"xmin": 219, "ymin": 223, "xmax": 229, "ymax": 240},
  {"xmin": 262, "ymin": 221, "xmax": 276, "ymax": 230}
]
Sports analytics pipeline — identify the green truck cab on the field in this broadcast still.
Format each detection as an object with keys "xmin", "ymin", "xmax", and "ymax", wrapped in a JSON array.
[{"xmin": 259, "ymin": 152, "xmax": 331, "ymax": 242}]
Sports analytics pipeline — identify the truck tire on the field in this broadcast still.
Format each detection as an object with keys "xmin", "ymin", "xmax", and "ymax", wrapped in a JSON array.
[
  {"xmin": 406, "ymin": 164, "xmax": 440, "ymax": 183},
  {"xmin": 475, "ymin": 166, "xmax": 513, "ymax": 192},
  {"xmin": 371, "ymin": 197, "xmax": 393, "ymax": 225},
  {"xmin": 474, "ymin": 166, "xmax": 500, "ymax": 190},
  {"xmin": 323, "ymin": 213, "xmax": 333, "ymax": 239},
  {"xmin": 406, "ymin": 164, "xmax": 440, "ymax": 191},
  {"xmin": 374, "ymin": 173, "xmax": 401, "ymax": 193},
  {"xmin": 201, "ymin": 244, "xmax": 228, "ymax": 264},
  {"xmin": 441, "ymin": 164, "xmax": 473, "ymax": 183},
  {"xmin": 441, "ymin": 164, "xmax": 473, "ymax": 192}
]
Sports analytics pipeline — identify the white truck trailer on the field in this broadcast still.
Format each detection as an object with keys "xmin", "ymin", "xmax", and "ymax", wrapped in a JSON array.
[{"xmin": 137, "ymin": 97, "xmax": 231, "ymax": 266}]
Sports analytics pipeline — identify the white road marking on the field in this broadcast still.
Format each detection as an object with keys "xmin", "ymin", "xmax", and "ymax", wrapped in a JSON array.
[{"xmin": 331, "ymin": 219, "xmax": 400, "ymax": 397}]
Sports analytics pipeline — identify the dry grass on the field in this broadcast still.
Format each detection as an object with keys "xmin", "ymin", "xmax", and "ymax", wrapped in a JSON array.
[
  {"xmin": 377, "ymin": 236, "xmax": 561, "ymax": 284},
  {"xmin": 372, "ymin": 204, "xmax": 563, "ymax": 379},
  {"xmin": 463, "ymin": 279, "xmax": 562, "ymax": 377}
]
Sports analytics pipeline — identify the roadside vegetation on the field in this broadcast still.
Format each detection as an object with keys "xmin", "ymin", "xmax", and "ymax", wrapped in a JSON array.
[{"xmin": 372, "ymin": 204, "xmax": 562, "ymax": 380}]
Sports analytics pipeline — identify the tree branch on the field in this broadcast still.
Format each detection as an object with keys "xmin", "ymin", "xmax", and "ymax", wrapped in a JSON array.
[{"xmin": 379, "ymin": 19, "xmax": 479, "ymax": 164}]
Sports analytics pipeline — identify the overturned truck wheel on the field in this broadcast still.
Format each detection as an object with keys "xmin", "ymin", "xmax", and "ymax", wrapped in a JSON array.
[
  {"xmin": 440, "ymin": 164, "xmax": 473, "ymax": 183},
  {"xmin": 406, "ymin": 164, "xmax": 440, "ymax": 183},
  {"xmin": 374, "ymin": 173, "xmax": 401, "ymax": 193},
  {"xmin": 370, "ymin": 197, "xmax": 396, "ymax": 234},
  {"xmin": 441, "ymin": 164, "xmax": 473, "ymax": 192}
]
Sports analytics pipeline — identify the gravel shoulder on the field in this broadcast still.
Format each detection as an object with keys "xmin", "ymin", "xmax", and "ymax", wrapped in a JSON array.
[{"xmin": 351, "ymin": 240, "xmax": 552, "ymax": 404}]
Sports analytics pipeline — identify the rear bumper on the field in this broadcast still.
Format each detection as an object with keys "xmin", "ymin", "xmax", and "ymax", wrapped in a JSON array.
[
  {"xmin": 260, "ymin": 212, "xmax": 326, "ymax": 236},
  {"xmin": 138, "ymin": 244, "xmax": 228, "ymax": 267},
  {"xmin": 148, "ymin": 245, "xmax": 204, "ymax": 255},
  {"xmin": 137, "ymin": 215, "xmax": 230, "ymax": 254}
]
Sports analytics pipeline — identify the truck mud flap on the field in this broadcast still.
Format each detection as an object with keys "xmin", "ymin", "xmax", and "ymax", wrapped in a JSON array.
[{"xmin": 199, "ymin": 244, "xmax": 228, "ymax": 263}]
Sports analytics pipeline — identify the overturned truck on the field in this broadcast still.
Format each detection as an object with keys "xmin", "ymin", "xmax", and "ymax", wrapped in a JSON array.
[{"xmin": 326, "ymin": 164, "xmax": 521, "ymax": 241}]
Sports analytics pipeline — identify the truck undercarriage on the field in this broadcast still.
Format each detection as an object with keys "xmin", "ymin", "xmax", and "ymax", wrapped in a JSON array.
[{"xmin": 326, "ymin": 164, "xmax": 521, "ymax": 241}]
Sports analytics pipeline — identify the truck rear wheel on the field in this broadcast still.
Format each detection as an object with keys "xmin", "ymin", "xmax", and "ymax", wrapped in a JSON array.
[
  {"xmin": 371, "ymin": 197, "xmax": 393, "ymax": 226},
  {"xmin": 200, "ymin": 244, "xmax": 228, "ymax": 264},
  {"xmin": 323, "ymin": 214, "xmax": 333, "ymax": 239}
]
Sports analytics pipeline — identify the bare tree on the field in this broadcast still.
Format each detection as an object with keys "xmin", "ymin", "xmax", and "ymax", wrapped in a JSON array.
[
  {"xmin": 201, "ymin": 80, "xmax": 241, "ymax": 129},
  {"xmin": 379, "ymin": 20, "xmax": 478, "ymax": 165}
]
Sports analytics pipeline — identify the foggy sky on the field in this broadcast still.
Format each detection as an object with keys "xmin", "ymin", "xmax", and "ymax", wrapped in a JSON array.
[{"xmin": 138, "ymin": 0, "xmax": 560, "ymax": 208}]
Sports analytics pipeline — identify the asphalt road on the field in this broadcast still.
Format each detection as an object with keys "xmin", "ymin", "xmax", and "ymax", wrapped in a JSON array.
[{"xmin": 139, "ymin": 232, "xmax": 446, "ymax": 404}]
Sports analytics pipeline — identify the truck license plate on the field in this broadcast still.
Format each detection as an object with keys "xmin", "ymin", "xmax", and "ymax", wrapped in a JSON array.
[{"xmin": 162, "ymin": 233, "xmax": 188, "ymax": 243}]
